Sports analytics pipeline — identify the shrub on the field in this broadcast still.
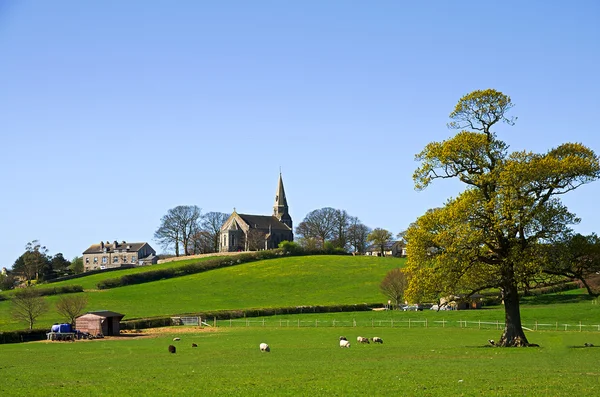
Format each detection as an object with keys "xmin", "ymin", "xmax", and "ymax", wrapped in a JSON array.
[{"xmin": 0, "ymin": 329, "xmax": 48, "ymax": 344}]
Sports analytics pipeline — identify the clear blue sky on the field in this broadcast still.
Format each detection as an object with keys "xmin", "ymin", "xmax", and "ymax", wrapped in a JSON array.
[{"xmin": 1, "ymin": 1, "xmax": 599, "ymax": 267}]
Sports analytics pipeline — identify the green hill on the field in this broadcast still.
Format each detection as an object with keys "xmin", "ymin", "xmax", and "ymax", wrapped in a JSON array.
[{"xmin": 0, "ymin": 255, "xmax": 405, "ymax": 331}]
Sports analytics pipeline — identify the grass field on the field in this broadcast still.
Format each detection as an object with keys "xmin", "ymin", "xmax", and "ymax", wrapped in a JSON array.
[
  {"xmin": 1, "ymin": 326, "xmax": 599, "ymax": 396},
  {"xmin": 0, "ymin": 255, "xmax": 405, "ymax": 330}
]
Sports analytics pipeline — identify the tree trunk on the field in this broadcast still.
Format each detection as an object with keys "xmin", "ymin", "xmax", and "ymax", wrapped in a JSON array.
[
  {"xmin": 579, "ymin": 277, "xmax": 599, "ymax": 297},
  {"xmin": 498, "ymin": 281, "xmax": 530, "ymax": 346}
]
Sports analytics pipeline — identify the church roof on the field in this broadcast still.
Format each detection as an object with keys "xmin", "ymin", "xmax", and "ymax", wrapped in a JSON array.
[
  {"xmin": 237, "ymin": 214, "xmax": 292, "ymax": 231},
  {"xmin": 274, "ymin": 173, "xmax": 288, "ymax": 208}
]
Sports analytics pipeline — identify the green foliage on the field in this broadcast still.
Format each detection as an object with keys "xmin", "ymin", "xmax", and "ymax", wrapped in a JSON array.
[
  {"xmin": 69, "ymin": 256, "xmax": 84, "ymax": 274},
  {"xmin": 406, "ymin": 89, "xmax": 600, "ymax": 346},
  {"xmin": 0, "ymin": 328, "xmax": 47, "ymax": 344},
  {"xmin": 278, "ymin": 240, "xmax": 303, "ymax": 254}
]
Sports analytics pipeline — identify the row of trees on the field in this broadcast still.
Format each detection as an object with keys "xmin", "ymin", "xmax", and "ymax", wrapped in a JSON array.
[
  {"xmin": 154, "ymin": 207, "xmax": 230, "ymax": 257},
  {"xmin": 154, "ymin": 205, "xmax": 400, "ymax": 257},
  {"xmin": 294, "ymin": 207, "xmax": 397, "ymax": 255}
]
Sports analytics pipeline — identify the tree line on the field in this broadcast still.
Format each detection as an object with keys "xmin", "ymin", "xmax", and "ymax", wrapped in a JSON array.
[{"xmin": 154, "ymin": 205, "xmax": 400, "ymax": 257}]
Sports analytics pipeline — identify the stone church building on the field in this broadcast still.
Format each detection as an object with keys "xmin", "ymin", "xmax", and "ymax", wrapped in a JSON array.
[{"xmin": 220, "ymin": 174, "xmax": 293, "ymax": 252}]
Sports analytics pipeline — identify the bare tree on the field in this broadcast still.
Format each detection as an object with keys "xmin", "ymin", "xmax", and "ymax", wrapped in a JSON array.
[
  {"xmin": 56, "ymin": 295, "xmax": 88, "ymax": 325},
  {"xmin": 367, "ymin": 228, "xmax": 393, "ymax": 256},
  {"xmin": 331, "ymin": 210, "xmax": 352, "ymax": 250},
  {"xmin": 200, "ymin": 212, "xmax": 230, "ymax": 253},
  {"xmin": 347, "ymin": 218, "xmax": 371, "ymax": 254},
  {"xmin": 246, "ymin": 229, "xmax": 266, "ymax": 251},
  {"xmin": 380, "ymin": 268, "xmax": 408, "ymax": 309},
  {"xmin": 154, "ymin": 205, "xmax": 202, "ymax": 256},
  {"xmin": 295, "ymin": 207, "xmax": 338, "ymax": 247},
  {"xmin": 11, "ymin": 288, "xmax": 49, "ymax": 330},
  {"xmin": 188, "ymin": 230, "xmax": 214, "ymax": 254}
]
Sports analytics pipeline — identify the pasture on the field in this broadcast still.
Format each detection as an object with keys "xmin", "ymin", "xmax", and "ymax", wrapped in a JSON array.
[
  {"xmin": 0, "ymin": 255, "xmax": 404, "ymax": 331},
  {"xmin": 1, "ymin": 326, "xmax": 599, "ymax": 396}
]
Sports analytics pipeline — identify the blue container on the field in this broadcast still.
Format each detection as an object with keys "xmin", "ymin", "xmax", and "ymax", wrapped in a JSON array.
[
  {"xmin": 58, "ymin": 323, "xmax": 71, "ymax": 333},
  {"xmin": 51, "ymin": 324, "xmax": 60, "ymax": 333}
]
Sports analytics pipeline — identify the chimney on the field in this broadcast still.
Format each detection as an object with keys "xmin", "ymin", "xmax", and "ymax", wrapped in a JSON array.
[
  {"xmin": 101, "ymin": 241, "xmax": 104, "ymax": 249},
  {"xmin": 113, "ymin": 240, "xmax": 118, "ymax": 248}
]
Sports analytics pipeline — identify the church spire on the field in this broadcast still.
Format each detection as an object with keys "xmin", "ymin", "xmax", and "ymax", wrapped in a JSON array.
[{"xmin": 273, "ymin": 172, "xmax": 292, "ymax": 229}]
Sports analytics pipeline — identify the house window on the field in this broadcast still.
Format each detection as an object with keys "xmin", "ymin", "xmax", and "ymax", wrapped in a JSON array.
[
  {"xmin": 93, "ymin": 257, "xmax": 98, "ymax": 263},
  {"xmin": 102, "ymin": 256, "xmax": 107, "ymax": 264},
  {"xmin": 122, "ymin": 256, "xmax": 128, "ymax": 263},
  {"xmin": 85, "ymin": 258, "xmax": 89, "ymax": 264},
  {"xmin": 113, "ymin": 256, "xmax": 119, "ymax": 263},
  {"xmin": 131, "ymin": 255, "xmax": 137, "ymax": 263}
]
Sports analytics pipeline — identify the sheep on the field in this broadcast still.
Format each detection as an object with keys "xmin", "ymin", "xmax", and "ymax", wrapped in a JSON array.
[
  {"xmin": 340, "ymin": 339, "xmax": 351, "ymax": 348},
  {"xmin": 168, "ymin": 345, "xmax": 176, "ymax": 354},
  {"xmin": 371, "ymin": 337, "xmax": 383, "ymax": 344},
  {"xmin": 192, "ymin": 343, "xmax": 198, "ymax": 348},
  {"xmin": 259, "ymin": 343, "xmax": 270, "ymax": 352},
  {"xmin": 584, "ymin": 343, "xmax": 594, "ymax": 347},
  {"xmin": 357, "ymin": 336, "xmax": 370, "ymax": 344},
  {"xmin": 339, "ymin": 336, "xmax": 347, "ymax": 341},
  {"xmin": 173, "ymin": 337, "xmax": 181, "ymax": 341},
  {"xmin": 488, "ymin": 339, "xmax": 495, "ymax": 346}
]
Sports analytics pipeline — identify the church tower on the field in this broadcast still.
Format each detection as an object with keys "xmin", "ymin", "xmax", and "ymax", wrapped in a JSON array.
[{"xmin": 273, "ymin": 173, "xmax": 292, "ymax": 229}]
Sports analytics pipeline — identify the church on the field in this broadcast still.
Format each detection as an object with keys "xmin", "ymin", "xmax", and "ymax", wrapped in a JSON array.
[{"xmin": 219, "ymin": 174, "xmax": 293, "ymax": 252}]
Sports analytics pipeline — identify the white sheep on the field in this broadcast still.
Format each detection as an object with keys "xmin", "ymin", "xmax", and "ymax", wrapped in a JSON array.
[
  {"xmin": 259, "ymin": 343, "xmax": 270, "ymax": 352},
  {"xmin": 371, "ymin": 337, "xmax": 383, "ymax": 344},
  {"xmin": 357, "ymin": 336, "xmax": 370, "ymax": 344},
  {"xmin": 340, "ymin": 339, "xmax": 351, "ymax": 348},
  {"xmin": 339, "ymin": 336, "xmax": 347, "ymax": 341},
  {"xmin": 173, "ymin": 337, "xmax": 181, "ymax": 341}
]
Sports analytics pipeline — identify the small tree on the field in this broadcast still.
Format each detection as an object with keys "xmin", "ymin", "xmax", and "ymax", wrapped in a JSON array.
[
  {"xmin": 70, "ymin": 256, "xmax": 84, "ymax": 274},
  {"xmin": 56, "ymin": 294, "xmax": 88, "ymax": 325},
  {"xmin": 380, "ymin": 268, "xmax": 408, "ymax": 309},
  {"xmin": 11, "ymin": 288, "xmax": 49, "ymax": 330}
]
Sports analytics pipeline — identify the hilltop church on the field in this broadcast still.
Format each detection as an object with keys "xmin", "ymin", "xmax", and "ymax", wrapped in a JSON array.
[{"xmin": 219, "ymin": 174, "xmax": 293, "ymax": 252}]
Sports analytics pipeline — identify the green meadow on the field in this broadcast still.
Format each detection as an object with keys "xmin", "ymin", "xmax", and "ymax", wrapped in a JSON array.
[
  {"xmin": 1, "ymin": 326, "xmax": 599, "ymax": 396},
  {"xmin": 1, "ymin": 254, "xmax": 600, "ymax": 396}
]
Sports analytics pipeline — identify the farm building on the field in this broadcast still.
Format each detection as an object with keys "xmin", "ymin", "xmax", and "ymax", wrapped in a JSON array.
[{"xmin": 75, "ymin": 311, "xmax": 125, "ymax": 336}]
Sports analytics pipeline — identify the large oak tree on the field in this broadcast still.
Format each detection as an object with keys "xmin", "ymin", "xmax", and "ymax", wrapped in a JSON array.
[{"xmin": 405, "ymin": 89, "xmax": 600, "ymax": 347}]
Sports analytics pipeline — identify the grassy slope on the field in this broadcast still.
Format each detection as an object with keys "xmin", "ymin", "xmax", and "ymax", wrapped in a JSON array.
[{"xmin": 0, "ymin": 255, "xmax": 405, "ymax": 330}]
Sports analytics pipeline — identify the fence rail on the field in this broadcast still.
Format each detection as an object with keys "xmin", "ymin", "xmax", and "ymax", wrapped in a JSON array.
[{"xmin": 212, "ymin": 318, "xmax": 600, "ymax": 332}]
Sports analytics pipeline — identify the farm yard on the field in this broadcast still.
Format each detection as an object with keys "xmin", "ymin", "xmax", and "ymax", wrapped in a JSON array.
[{"xmin": 1, "ymin": 326, "xmax": 599, "ymax": 396}]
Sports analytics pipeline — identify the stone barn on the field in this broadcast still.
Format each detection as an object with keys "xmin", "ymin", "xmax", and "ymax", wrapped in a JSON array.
[{"xmin": 75, "ymin": 311, "xmax": 125, "ymax": 336}]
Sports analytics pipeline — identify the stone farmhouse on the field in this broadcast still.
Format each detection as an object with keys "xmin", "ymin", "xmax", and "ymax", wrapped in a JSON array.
[
  {"xmin": 82, "ymin": 240, "xmax": 157, "ymax": 272},
  {"xmin": 220, "ymin": 173, "xmax": 293, "ymax": 252}
]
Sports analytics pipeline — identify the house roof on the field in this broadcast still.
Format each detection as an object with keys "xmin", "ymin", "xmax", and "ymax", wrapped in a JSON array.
[
  {"xmin": 83, "ymin": 310, "xmax": 125, "ymax": 319},
  {"xmin": 83, "ymin": 241, "xmax": 153, "ymax": 255},
  {"xmin": 237, "ymin": 214, "xmax": 292, "ymax": 231},
  {"xmin": 366, "ymin": 240, "xmax": 405, "ymax": 251}
]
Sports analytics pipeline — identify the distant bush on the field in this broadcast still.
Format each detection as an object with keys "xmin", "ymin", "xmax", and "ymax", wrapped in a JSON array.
[
  {"xmin": 45, "ymin": 266, "xmax": 134, "ymax": 284},
  {"xmin": 36, "ymin": 285, "xmax": 84, "ymax": 297},
  {"xmin": 278, "ymin": 241, "xmax": 303, "ymax": 255},
  {"xmin": 0, "ymin": 329, "xmax": 47, "ymax": 344}
]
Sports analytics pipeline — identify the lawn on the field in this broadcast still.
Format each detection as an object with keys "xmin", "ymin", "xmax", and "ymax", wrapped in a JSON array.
[{"xmin": 1, "ymin": 326, "xmax": 598, "ymax": 396}]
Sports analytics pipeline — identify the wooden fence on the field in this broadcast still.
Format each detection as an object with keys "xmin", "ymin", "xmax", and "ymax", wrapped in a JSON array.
[{"xmin": 213, "ymin": 318, "xmax": 600, "ymax": 332}]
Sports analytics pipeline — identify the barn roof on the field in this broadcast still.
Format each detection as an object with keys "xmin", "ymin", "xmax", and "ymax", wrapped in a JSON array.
[{"xmin": 84, "ymin": 310, "xmax": 125, "ymax": 319}]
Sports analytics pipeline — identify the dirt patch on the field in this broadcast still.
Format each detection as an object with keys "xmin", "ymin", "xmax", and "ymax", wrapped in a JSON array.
[{"xmin": 139, "ymin": 326, "xmax": 219, "ymax": 335}]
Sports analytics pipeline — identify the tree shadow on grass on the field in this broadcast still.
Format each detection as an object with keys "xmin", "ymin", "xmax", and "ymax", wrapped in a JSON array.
[{"xmin": 520, "ymin": 293, "xmax": 594, "ymax": 305}]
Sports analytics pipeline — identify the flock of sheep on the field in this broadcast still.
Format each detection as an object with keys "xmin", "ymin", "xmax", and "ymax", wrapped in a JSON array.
[
  {"xmin": 167, "ymin": 335, "xmax": 384, "ymax": 353},
  {"xmin": 339, "ymin": 336, "xmax": 383, "ymax": 348}
]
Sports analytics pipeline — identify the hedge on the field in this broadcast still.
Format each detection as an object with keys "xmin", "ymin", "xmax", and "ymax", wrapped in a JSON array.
[{"xmin": 0, "ymin": 329, "xmax": 48, "ymax": 344}]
